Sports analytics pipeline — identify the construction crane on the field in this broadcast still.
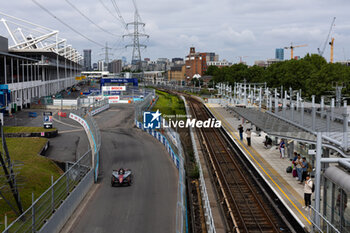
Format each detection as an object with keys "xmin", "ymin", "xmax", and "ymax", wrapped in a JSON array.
[
  {"xmin": 318, "ymin": 17, "xmax": 336, "ymax": 56},
  {"xmin": 284, "ymin": 43, "xmax": 308, "ymax": 59},
  {"xmin": 329, "ymin": 37, "xmax": 335, "ymax": 63},
  {"xmin": 237, "ymin": 56, "xmax": 248, "ymax": 63}
]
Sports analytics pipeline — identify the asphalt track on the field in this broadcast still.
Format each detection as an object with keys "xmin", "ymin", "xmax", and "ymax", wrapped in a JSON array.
[{"xmin": 65, "ymin": 104, "xmax": 178, "ymax": 233}]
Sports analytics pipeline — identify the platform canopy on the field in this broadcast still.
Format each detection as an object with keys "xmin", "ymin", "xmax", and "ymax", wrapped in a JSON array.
[{"xmin": 229, "ymin": 106, "xmax": 349, "ymax": 156}]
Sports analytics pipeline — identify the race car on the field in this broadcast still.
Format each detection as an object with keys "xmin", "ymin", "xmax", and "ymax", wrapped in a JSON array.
[{"xmin": 111, "ymin": 168, "xmax": 133, "ymax": 186}]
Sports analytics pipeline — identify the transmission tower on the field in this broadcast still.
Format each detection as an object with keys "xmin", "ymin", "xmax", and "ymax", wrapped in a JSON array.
[
  {"xmin": 100, "ymin": 42, "xmax": 113, "ymax": 71},
  {"xmin": 123, "ymin": 10, "xmax": 149, "ymax": 71}
]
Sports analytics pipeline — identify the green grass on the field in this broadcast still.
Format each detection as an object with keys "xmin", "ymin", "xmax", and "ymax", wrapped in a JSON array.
[
  {"xmin": 152, "ymin": 90, "xmax": 186, "ymax": 120},
  {"xmin": 3, "ymin": 126, "xmax": 57, "ymax": 133},
  {"xmin": 0, "ymin": 138, "xmax": 63, "ymax": 222}
]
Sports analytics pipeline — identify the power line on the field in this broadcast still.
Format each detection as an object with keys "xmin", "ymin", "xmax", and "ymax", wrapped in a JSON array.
[
  {"xmin": 98, "ymin": 0, "xmax": 122, "ymax": 23},
  {"xmin": 65, "ymin": 0, "xmax": 120, "ymax": 37},
  {"xmin": 110, "ymin": 0, "xmax": 127, "ymax": 27},
  {"xmin": 32, "ymin": 0, "xmax": 104, "ymax": 47}
]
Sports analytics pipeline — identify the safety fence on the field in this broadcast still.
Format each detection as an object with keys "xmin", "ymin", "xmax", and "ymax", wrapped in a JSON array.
[
  {"xmin": 134, "ymin": 94, "xmax": 187, "ymax": 233},
  {"xmin": 3, "ymin": 150, "xmax": 92, "ymax": 233},
  {"xmin": 181, "ymin": 96, "xmax": 216, "ymax": 233},
  {"xmin": 308, "ymin": 205, "xmax": 340, "ymax": 233},
  {"xmin": 2, "ymin": 99, "xmax": 106, "ymax": 233}
]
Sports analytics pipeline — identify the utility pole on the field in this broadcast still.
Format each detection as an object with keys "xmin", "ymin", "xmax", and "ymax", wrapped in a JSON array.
[{"xmin": 123, "ymin": 10, "xmax": 149, "ymax": 71}]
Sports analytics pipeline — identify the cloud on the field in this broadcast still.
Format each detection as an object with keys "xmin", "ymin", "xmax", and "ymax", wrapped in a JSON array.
[{"xmin": 0, "ymin": 0, "xmax": 350, "ymax": 64}]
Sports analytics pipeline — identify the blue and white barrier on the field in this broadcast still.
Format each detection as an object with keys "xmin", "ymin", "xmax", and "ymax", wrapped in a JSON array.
[{"xmin": 135, "ymin": 120, "xmax": 180, "ymax": 169}]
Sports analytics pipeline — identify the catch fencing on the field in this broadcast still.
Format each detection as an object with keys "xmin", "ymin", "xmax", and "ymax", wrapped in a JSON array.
[
  {"xmin": 2, "ymin": 99, "xmax": 106, "ymax": 233},
  {"xmin": 134, "ymin": 94, "xmax": 187, "ymax": 233},
  {"xmin": 3, "ymin": 150, "xmax": 92, "ymax": 233}
]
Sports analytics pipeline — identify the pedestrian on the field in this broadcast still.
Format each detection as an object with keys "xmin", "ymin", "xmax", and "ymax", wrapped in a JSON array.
[
  {"xmin": 303, "ymin": 175, "xmax": 313, "ymax": 210},
  {"xmin": 300, "ymin": 157, "xmax": 309, "ymax": 183},
  {"xmin": 295, "ymin": 154, "xmax": 303, "ymax": 181},
  {"xmin": 279, "ymin": 139, "xmax": 286, "ymax": 159},
  {"xmin": 238, "ymin": 124, "xmax": 244, "ymax": 141},
  {"xmin": 263, "ymin": 135, "xmax": 272, "ymax": 148},
  {"xmin": 246, "ymin": 128, "xmax": 252, "ymax": 146}
]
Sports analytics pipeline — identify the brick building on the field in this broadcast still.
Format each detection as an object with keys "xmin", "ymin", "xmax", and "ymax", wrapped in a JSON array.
[
  {"xmin": 184, "ymin": 47, "xmax": 207, "ymax": 82},
  {"xmin": 167, "ymin": 65, "xmax": 185, "ymax": 82}
]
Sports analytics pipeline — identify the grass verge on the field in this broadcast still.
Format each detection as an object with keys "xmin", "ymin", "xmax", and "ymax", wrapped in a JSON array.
[
  {"xmin": 3, "ymin": 126, "xmax": 57, "ymax": 133},
  {"xmin": 152, "ymin": 90, "xmax": 186, "ymax": 120},
  {"xmin": 0, "ymin": 137, "xmax": 63, "ymax": 222}
]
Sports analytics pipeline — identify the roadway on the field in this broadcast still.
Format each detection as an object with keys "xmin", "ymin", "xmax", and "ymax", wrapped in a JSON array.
[{"xmin": 62, "ymin": 104, "xmax": 178, "ymax": 233}]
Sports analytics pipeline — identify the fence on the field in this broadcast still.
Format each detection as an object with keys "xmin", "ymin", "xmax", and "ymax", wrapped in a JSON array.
[
  {"xmin": 3, "ymin": 150, "xmax": 92, "ymax": 233},
  {"xmin": 181, "ymin": 96, "xmax": 216, "ymax": 233},
  {"xmin": 134, "ymin": 94, "xmax": 187, "ymax": 233},
  {"xmin": 3, "ymin": 98, "xmax": 106, "ymax": 233},
  {"xmin": 308, "ymin": 205, "xmax": 340, "ymax": 233}
]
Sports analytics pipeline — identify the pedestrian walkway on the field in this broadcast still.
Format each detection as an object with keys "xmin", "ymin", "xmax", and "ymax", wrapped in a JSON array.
[{"xmin": 206, "ymin": 103, "xmax": 313, "ymax": 231}]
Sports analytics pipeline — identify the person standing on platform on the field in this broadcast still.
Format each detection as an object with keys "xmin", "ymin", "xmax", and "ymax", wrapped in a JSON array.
[
  {"xmin": 279, "ymin": 139, "xmax": 286, "ymax": 159},
  {"xmin": 246, "ymin": 128, "xmax": 252, "ymax": 146},
  {"xmin": 295, "ymin": 154, "xmax": 303, "ymax": 181},
  {"xmin": 300, "ymin": 157, "xmax": 309, "ymax": 183},
  {"xmin": 238, "ymin": 124, "xmax": 244, "ymax": 141},
  {"xmin": 303, "ymin": 175, "xmax": 313, "ymax": 210}
]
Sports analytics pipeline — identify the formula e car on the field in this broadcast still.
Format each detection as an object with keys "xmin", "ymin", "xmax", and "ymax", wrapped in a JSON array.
[{"xmin": 111, "ymin": 168, "xmax": 133, "ymax": 186}]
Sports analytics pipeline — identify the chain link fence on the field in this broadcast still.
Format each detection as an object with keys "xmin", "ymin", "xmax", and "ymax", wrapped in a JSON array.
[{"xmin": 3, "ymin": 150, "xmax": 92, "ymax": 233}]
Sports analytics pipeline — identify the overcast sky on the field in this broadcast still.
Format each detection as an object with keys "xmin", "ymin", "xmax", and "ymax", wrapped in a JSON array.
[{"xmin": 1, "ymin": 0, "xmax": 350, "ymax": 65}]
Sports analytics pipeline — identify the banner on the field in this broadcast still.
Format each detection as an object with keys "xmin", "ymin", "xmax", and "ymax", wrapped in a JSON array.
[{"xmin": 102, "ymin": 86, "xmax": 126, "ymax": 91}]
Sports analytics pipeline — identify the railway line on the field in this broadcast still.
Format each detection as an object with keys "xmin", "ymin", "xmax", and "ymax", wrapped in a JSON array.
[{"xmin": 182, "ymin": 94, "xmax": 305, "ymax": 233}]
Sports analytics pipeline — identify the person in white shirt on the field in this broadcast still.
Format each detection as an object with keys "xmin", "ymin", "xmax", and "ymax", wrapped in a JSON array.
[{"xmin": 303, "ymin": 175, "xmax": 313, "ymax": 210}]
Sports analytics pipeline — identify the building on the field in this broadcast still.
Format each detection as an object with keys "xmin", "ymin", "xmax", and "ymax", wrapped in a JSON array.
[
  {"xmin": 121, "ymin": 56, "xmax": 127, "ymax": 66},
  {"xmin": 108, "ymin": 60, "xmax": 122, "ymax": 74},
  {"xmin": 254, "ymin": 59, "xmax": 282, "ymax": 67},
  {"xmin": 143, "ymin": 71, "xmax": 165, "ymax": 84},
  {"xmin": 205, "ymin": 52, "xmax": 219, "ymax": 62},
  {"xmin": 0, "ymin": 23, "xmax": 82, "ymax": 112},
  {"xmin": 97, "ymin": 61, "xmax": 105, "ymax": 71},
  {"xmin": 185, "ymin": 47, "xmax": 208, "ymax": 82},
  {"xmin": 167, "ymin": 65, "xmax": 185, "ymax": 82},
  {"xmin": 275, "ymin": 48, "xmax": 284, "ymax": 60},
  {"xmin": 83, "ymin": 49, "xmax": 92, "ymax": 71},
  {"xmin": 172, "ymin": 58, "xmax": 184, "ymax": 65},
  {"xmin": 92, "ymin": 62, "xmax": 98, "ymax": 70},
  {"xmin": 267, "ymin": 59, "xmax": 282, "ymax": 66},
  {"xmin": 207, "ymin": 59, "xmax": 232, "ymax": 67}
]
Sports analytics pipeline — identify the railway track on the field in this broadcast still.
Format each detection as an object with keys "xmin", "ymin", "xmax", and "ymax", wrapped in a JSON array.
[{"xmin": 185, "ymin": 95, "xmax": 299, "ymax": 233}]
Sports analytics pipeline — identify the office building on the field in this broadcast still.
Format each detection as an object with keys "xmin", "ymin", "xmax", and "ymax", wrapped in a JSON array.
[
  {"xmin": 83, "ymin": 49, "xmax": 92, "ymax": 71},
  {"xmin": 275, "ymin": 48, "xmax": 284, "ymax": 60}
]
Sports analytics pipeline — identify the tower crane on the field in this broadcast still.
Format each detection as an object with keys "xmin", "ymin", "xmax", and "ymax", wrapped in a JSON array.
[
  {"xmin": 284, "ymin": 43, "xmax": 308, "ymax": 59},
  {"xmin": 329, "ymin": 37, "xmax": 335, "ymax": 63},
  {"xmin": 318, "ymin": 17, "xmax": 336, "ymax": 57}
]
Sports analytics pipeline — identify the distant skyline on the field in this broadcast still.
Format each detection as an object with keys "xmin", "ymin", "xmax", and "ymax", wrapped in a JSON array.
[{"xmin": 1, "ymin": 0, "xmax": 350, "ymax": 65}]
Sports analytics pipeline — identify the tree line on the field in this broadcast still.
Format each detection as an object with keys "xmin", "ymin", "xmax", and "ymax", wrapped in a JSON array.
[{"xmin": 206, "ymin": 54, "xmax": 350, "ymax": 101}]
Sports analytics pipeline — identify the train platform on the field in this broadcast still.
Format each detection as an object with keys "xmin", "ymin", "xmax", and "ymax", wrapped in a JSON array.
[{"xmin": 205, "ymin": 103, "xmax": 313, "ymax": 231}]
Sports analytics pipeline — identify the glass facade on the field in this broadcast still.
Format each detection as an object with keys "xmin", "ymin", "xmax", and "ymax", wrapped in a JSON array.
[{"xmin": 275, "ymin": 48, "xmax": 284, "ymax": 60}]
